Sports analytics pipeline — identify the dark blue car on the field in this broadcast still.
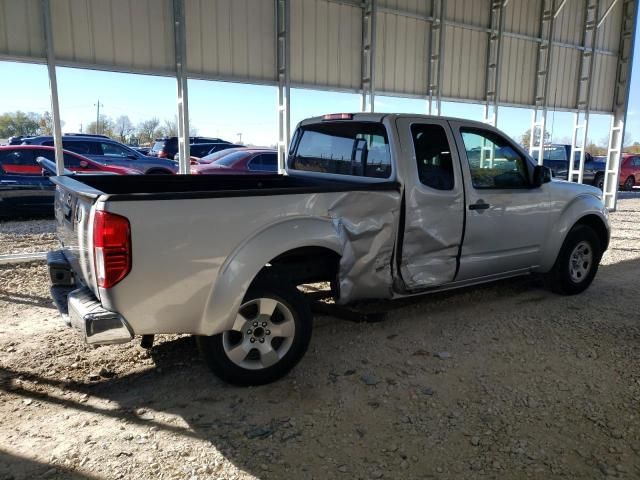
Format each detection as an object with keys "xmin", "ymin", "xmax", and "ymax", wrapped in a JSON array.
[{"xmin": 21, "ymin": 135, "xmax": 178, "ymax": 174}]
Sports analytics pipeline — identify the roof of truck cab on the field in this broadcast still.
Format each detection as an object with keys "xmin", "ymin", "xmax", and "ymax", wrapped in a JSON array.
[{"xmin": 298, "ymin": 113, "xmax": 497, "ymax": 129}]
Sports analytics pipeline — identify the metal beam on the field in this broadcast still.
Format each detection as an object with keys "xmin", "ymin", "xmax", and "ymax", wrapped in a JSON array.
[
  {"xmin": 483, "ymin": 0, "xmax": 506, "ymax": 126},
  {"xmin": 604, "ymin": 0, "xmax": 637, "ymax": 210},
  {"xmin": 597, "ymin": 0, "xmax": 620, "ymax": 27},
  {"xmin": 427, "ymin": 0, "xmax": 445, "ymax": 115},
  {"xmin": 173, "ymin": 0, "xmax": 190, "ymax": 175},
  {"xmin": 276, "ymin": 0, "xmax": 291, "ymax": 174},
  {"xmin": 361, "ymin": 0, "xmax": 376, "ymax": 112},
  {"xmin": 529, "ymin": 0, "xmax": 557, "ymax": 164},
  {"xmin": 41, "ymin": 0, "xmax": 64, "ymax": 176},
  {"xmin": 569, "ymin": 0, "xmax": 600, "ymax": 185}
]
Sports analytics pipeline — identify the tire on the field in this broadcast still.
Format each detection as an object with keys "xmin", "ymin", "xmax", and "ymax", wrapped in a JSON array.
[
  {"xmin": 593, "ymin": 172, "xmax": 604, "ymax": 191},
  {"xmin": 197, "ymin": 278, "xmax": 312, "ymax": 386},
  {"xmin": 545, "ymin": 224, "xmax": 601, "ymax": 295},
  {"xmin": 623, "ymin": 176, "xmax": 635, "ymax": 191}
]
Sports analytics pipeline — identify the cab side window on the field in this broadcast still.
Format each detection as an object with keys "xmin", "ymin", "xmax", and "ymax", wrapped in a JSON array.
[
  {"xmin": 100, "ymin": 142, "xmax": 131, "ymax": 157},
  {"xmin": 411, "ymin": 124, "xmax": 454, "ymax": 190},
  {"xmin": 460, "ymin": 129, "xmax": 530, "ymax": 189}
]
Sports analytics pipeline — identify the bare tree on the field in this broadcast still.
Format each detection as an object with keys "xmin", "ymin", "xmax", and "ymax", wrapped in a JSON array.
[
  {"xmin": 519, "ymin": 128, "xmax": 551, "ymax": 149},
  {"xmin": 114, "ymin": 115, "xmax": 134, "ymax": 143},
  {"xmin": 86, "ymin": 115, "xmax": 115, "ymax": 137},
  {"xmin": 136, "ymin": 117, "xmax": 161, "ymax": 145}
]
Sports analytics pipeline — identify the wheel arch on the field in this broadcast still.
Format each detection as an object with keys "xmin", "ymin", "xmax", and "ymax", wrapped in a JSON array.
[{"xmin": 198, "ymin": 217, "xmax": 342, "ymax": 336}]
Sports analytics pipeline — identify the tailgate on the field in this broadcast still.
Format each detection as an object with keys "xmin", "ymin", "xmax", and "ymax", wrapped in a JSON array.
[{"xmin": 51, "ymin": 176, "xmax": 104, "ymax": 295}]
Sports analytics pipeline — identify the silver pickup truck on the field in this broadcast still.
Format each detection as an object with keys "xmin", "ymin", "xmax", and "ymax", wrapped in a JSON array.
[{"xmin": 48, "ymin": 113, "xmax": 610, "ymax": 385}]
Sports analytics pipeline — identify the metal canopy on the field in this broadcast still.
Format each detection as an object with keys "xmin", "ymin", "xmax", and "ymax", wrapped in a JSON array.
[{"xmin": 0, "ymin": 0, "xmax": 636, "ymax": 208}]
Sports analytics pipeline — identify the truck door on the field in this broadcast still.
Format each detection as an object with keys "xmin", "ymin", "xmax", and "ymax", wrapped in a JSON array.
[
  {"xmin": 395, "ymin": 118, "xmax": 465, "ymax": 289},
  {"xmin": 449, "ymin": 121, "xmax": 550, "ymax": 280}
]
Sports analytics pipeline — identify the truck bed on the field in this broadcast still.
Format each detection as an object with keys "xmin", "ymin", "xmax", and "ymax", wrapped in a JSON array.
[{"xmin": 54, "ymin": 174, "xmax": 399, "ymax": 201}]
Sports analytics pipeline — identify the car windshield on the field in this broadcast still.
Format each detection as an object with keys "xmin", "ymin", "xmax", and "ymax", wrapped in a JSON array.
[
  {"xmin": 200, "ymin": 148, "xmax": 244, "ymax": 163},
  {"xmin": 213, "ymin": 151, "xmax": 250, "ymax": 166},
  {"xmin": 531, "ymin": 146, "xmax": 567, "ymax": 161}
]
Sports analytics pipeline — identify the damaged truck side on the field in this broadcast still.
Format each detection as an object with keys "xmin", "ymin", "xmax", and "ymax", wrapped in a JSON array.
[{"xmin": 48, "ymin": 114, "xmax": 610, "ymax": 385}]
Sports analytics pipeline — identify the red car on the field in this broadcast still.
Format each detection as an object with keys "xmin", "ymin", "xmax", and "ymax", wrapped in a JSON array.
[
  {"xmin": 619, "ymin": 154, "xmax": 640, "ymax": 191},
  {"xmin": 196, "ymin": 147, "xmax": 248, "ymax": 164},
  {"xmin": 190, "ymin": 149, "xmax": 278, "ymax": 174},
  {"xmin": 0, "ymin": 145, "xmax": 139, "ymax": 175}
]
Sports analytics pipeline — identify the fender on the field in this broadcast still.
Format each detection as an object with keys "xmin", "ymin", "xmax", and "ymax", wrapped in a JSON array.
[
  {"xmin": 537, "ymin": 192, "xmax": 609, "ymax": 272},
  {"xmin": 198, "ymin": 216, "xmax": 341, "ymax": 336}
]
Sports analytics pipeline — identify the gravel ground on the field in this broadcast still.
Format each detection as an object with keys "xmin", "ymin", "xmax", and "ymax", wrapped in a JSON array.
[{"xmin": 0, "ymin": 197, "xmax": 639, "ymax": 480}]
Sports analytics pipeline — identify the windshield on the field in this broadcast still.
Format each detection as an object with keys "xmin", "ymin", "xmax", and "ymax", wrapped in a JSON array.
[
  {"xmin": 531, "ymin": 146, "xmax": 567, "ymax": 161},
  {"xmin": 151, "ymin": 141, "xmax": 165, "ymax": 152},
  {"xmin": 200, "ymin": 148, "xmax": 245, "ymax": 163},
  {"xmin": 213, "ymin": 151, "xmax": 250, "ymax": 166}
]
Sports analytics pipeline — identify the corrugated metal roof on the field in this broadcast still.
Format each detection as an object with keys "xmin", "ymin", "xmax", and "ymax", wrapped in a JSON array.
[{"xmin": 0, "ymin": 0, "xmax": 632, "ymax": 114}]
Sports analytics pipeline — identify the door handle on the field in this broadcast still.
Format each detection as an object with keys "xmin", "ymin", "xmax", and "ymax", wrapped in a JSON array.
[
  {"xmin": 0, "ymin": 180, "xmax": 18, "ymax": 184},
  {"xmin": 469, "ymin": 201, "xmax": 490, "ymax": 211}
]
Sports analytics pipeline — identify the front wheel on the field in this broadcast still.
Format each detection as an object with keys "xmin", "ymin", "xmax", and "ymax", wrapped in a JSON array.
[
  {"xmin": 197, "ymin": 280, "xmax": 312, "ymax": 386},
  {"xmin": 593, "ymin": 172, "xmax": 604, "ymax": 191},
  {"xmin": 544, "ymin": 224, "xmax": 601, "ymax": 295}
]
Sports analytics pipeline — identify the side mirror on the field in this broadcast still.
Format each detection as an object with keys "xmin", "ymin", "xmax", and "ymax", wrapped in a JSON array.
[
  {"xmin": 532, "ymin": 165, "xmax": 552, "ymax": 187},
  {"xmin": 41, "ymin": 168, "xmax": 52, "ymax": 177},
  {"xmin": 79, "ymin": 160, "xmax": 89, "ymax": 168}
]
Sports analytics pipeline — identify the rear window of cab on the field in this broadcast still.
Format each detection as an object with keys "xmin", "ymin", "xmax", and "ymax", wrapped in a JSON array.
[{"xmin": 289, "ymin": 122, "xmax": 391, "ymax": 179}]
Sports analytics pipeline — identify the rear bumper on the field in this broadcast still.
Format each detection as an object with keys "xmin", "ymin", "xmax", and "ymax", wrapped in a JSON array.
[
  {"xmin": 48, "ymin": 250, "xmax": 133, "ymax": 345},
  {"xmin": 68, "ymin": 287, "xmax": 133, "ymax": 345}
]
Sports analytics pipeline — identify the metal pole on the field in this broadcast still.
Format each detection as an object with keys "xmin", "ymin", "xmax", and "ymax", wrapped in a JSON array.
[
  {"xmin": 276, "ymin": 0, "xmax": 291, "ymax": 174},
  {"xmin": 427, "ymin": 0, "xmax": 445, "ymax": 115},
  {"xmin": 361, "ymin": 0, "xmax": 376, "ymax": 112},
  {"xmin": 604, "ymin": 0, "xmax": 637, "ymax": 210},
  {"xmin": 483, "ymin": 0, "xmax": 506, "ymax": 125},
  {"xmin": 173, "ymin": 0, "xmax": 190, "ymax": 174},
  {"xmin": 41, "ymin": 0, "xmax": 64, "ymax": 175}
]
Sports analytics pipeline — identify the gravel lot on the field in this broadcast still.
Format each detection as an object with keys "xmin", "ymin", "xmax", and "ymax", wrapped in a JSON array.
[{"xmin": 1, "ymin": 196, "xmax": 639, "ymax": 480}]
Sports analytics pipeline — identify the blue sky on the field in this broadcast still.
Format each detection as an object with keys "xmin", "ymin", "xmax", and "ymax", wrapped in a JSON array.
[{"xmin": 0, "ymin": 28, "xmax": 638, "ymax": 147}]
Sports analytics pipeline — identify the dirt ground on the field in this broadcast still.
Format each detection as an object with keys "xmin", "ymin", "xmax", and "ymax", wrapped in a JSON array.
[{"xmin": 1, "ymin": 196, "xmax": 639, "ymax": 480}]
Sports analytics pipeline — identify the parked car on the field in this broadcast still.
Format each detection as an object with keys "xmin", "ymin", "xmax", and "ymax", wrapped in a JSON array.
[
  {"xmin": 175, "ymin": 143, "xmax": 245, "ymax": 163},
  {"xmin": 531, "ymin": 144, "xmax": 605, "ymax": 189},
  {"xmin": 619, "ymin": 154, "xmax": 640, "ymax": 190},
  {"xmin": 191, "ymin": 149, "xmax": 277, "ymax": 174},
  {"xmin": 47, "ymin": 113, "xmax": 610, "ymax": 386},
  {"xmin": 0, "ymin": 146, "xmax": 137, "ymax": 217},
  {"xmin": 148, "ymin": 136, "xmax": 230, "ymax": 159},
  {"xmin": 21, "ymin": 135, "xmax": 178, "ymax": 174}
]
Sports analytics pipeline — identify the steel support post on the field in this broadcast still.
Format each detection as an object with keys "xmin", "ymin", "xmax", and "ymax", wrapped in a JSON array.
[
  {"xmin": 41, "ymin": 0, "xmax": 64, "ymax": 175},
  {"xmin": 483, "ymin": 0, "xmax": 506, "ymax": 126},
  {"xmin": 569, "ymin": 0, "xmax": 599, "ymax": 184},
  {"xmin": 603, "ymin": 0, "xmax": 637, "ymax": 210},
  {"xmin": 529, "ymin": 0, "xmax": 556, "ymax": 165},
  {"xmin": 276, "ymin": 0, "xmax": 291, "ymax": 174},
  {"xmin": 361, "ymin": 0, "xmax": 376, "ymax": 112},
  {"xmin": 173, "ymin": 0, "xmax": 190, "ymax": 174},
  {"xmin": 427, "ymin": 0, "xmax": 445, "ymax": 115}
]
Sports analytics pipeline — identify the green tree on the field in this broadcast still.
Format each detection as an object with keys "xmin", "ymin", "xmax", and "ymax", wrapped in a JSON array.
[
  {"xmin": 86, "ymin": 115, "xmax": 115, "ymax": 137},
  {"xmin": 0, "ymin": 111, "xmax": 41, "ymax": 137},
  {"xmin": 37, "ymin": 111, "xmax": 65, "ymax": 135}
]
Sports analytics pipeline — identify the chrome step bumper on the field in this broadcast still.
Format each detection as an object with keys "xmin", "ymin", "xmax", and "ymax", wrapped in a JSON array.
[{"xmin": 68, "ymin": 287, "xmax": 133, "ymax": 345}]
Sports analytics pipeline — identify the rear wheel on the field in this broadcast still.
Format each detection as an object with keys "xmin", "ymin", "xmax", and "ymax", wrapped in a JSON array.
[
  {"xmin": 545, "ymin": 224, "xmax": 601, "ymax": 295},
  {"xmin": 623, "ymin": 175, "xmax": 635, "ymax": 191},
  {"xmin": 197, "ymin": 279, "xmax": 312, "ymax": 386},
  {"xmin": 593, "ymin": 172, "xmax": 604, "ymax": 190}
]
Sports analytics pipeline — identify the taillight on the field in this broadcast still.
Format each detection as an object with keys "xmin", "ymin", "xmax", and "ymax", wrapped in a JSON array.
[
  {"xmin": 93, "ymin": 211, "xmax": 131, "ymax": 288},
  {"xmin": 158, "ymin": 149, "xmax": 168, "ymax": 158}
]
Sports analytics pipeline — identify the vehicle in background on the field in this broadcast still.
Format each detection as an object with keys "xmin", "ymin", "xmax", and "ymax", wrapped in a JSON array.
[
  {"xmin": 174, "ymin": 143, "xmax": 244, "ymax": 163},
  {"xmin": 20, "ymin": 135, "xmax": 177, "ymax": 174},
  {"xmin": 190, "ymin": 149, "xmax": 277, "ymax": 174},
  {"xmin": 132, "ymin": 146, "xmax": 150, "ymax": 156},
  {"xmin": 531, "ymin": 144, "xmax": 605, "ymax": 189},
  {"xmin": 0, "ymin": 146, "xmax": 136, "ymax": 218},
  {"xmin": 619, "ymin": 154, "xmax": 640, "ymax": 190},
  {"xmin": 148, "ymin": 136, "xmax": 230, "ymax": 159},
  {"xmin": 48, "ymin": 113, "xmax": 609, "ymax": 386},
  {"xmin": 8, "ymin": 136, "xmax": 25, "ymax": 145}
]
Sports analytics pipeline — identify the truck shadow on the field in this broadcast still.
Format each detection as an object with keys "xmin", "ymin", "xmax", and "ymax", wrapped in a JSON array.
[{"xmin": 1, "ymin": 256, "xmax": 639, "ymax": 479}]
